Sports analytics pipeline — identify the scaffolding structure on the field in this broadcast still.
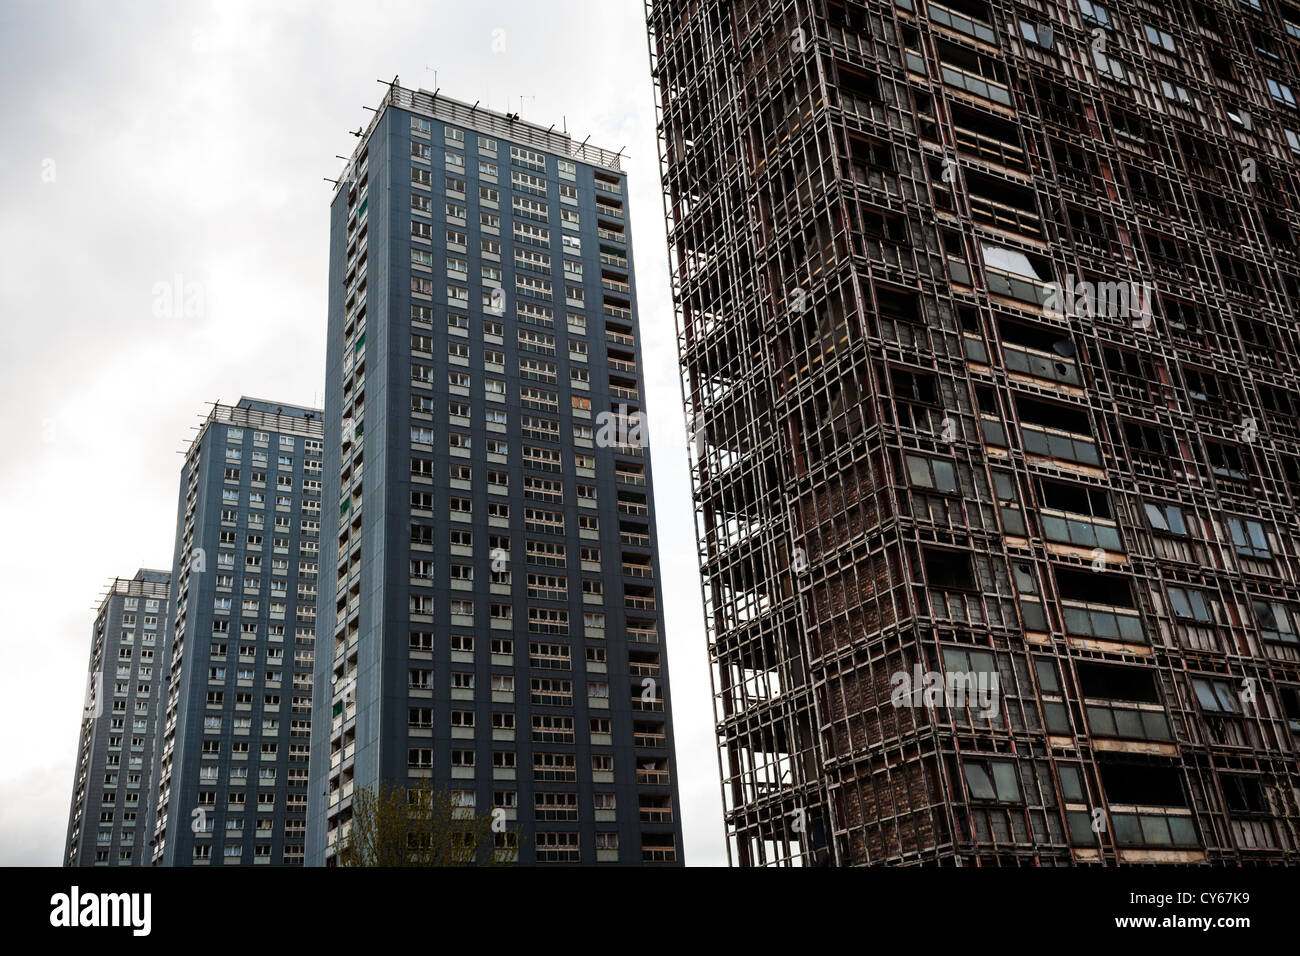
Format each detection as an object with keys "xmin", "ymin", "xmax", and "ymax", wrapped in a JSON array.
[{"xmin": 650, "ymin": 0, "xmax": 1300, "ymax": 864}]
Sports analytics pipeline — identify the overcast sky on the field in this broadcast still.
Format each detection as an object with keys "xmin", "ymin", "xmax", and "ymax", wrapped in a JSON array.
[{"xmin": 0, "ymin": 0, "xmax": 725, "ymax": 866}]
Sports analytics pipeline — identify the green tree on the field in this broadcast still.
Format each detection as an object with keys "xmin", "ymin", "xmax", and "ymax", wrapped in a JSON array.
[{"xmin": 335, "ymin": 780, "xmax": 516, "ymax": 867}]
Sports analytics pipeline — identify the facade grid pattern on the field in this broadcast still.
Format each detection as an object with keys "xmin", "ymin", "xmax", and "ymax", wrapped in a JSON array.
[
  {"xmin": 307, "ymin": 87, "xmax": 684, "ymax": 866},
  {"xmin": 151, "ymin": 398, "xmax": 324, "ymax": 866},
  {"xmin": 650, "ymin": 0, "xmax": 1300, "ymax": 865},
  {"xmin": 64, "ymin": 570, "xmax": 171, "ymax": 866}
]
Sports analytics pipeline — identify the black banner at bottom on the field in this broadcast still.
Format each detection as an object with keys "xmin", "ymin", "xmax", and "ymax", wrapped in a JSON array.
[{"xmin": 11, "ymin": 864, "xmax": 1279, "ymax": 943}]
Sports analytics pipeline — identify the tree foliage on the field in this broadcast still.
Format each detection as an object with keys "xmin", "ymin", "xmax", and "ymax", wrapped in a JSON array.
[{"xmin": 335, "ymin": 780, "xmax": 516, "ymax": 867}]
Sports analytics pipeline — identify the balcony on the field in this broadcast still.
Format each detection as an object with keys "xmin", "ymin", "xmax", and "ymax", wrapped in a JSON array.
[
  {"xmin": 952, "ymin": 103, "xmax": 1027, "ymax": 169},
  {"xmin": 929, "ymin": 0, "xmax": 997, "ymax": 44},
  {"xmin": 636, "ymin": 766, "xmax": 670, "ymax": 785},
  {"xmin": 1040, "ymin": 509, "xmax": 1123, "ymax": 554},
  {"xmin": 939, "ymin": 54, "xmax": 1012, "ymax": 107},
  {"xmin": 1085, "ymin": 701, "xmax": 1172, "ymax": 745},
  {"xmin": 1109, "ymin": 807, "xmax": 1199, "ymax": 851},
  {"xmin": 610, "ymin": 385, "xmax": 639, "ymax": 402},
  {"xmin": 1002, "ymin": 341, "xmax": 1081, "ymax": 388},
  {"xmin": 1020, "ymin": 423, "xmax": 1101, "ymax": 468},
  {"xmin": 1062, "ymin": 601, "xmax": 1145, "ymax": 645}
]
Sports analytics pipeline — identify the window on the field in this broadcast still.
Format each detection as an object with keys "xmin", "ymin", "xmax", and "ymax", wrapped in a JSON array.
[
  {"xmin": 514, "ymin": 221, "xmax": 549, "ymax": 246},
  {"xmin": 922, "ymin": 548, "xmax": 975, "ymax": 590},
  {"xmin": 1144, "ymin": 24, "xmax": 1175, "ymax": 52},
  {"xmin": 906, "ymin": 454, "xmax": 957, "ymax": 492},
  {"xmin": 1269, "ymin": 78, "xmax": 1297, "ymax": 109},
  {"xmin": 963, "ymin": 758, "xmax": 1023, "ymax": 802},
  {"xmin": 1228, "ymin": 518, "xmax": 1271, "ymax": 558},
  {"xmin": 1145, "ymin": 502, "xmax": 1188, "ymax": 536},
  {"xmin": 1221, "ymin": 775, "xmax": 1267, "ymax": 815},
  {"xmin": 512, "ymin": 196, "xmax": 548, "ymax": 221},
  {"xmin": 1166, "ymin": 586, "xmax": 1212, "ymax": 623},
  {"xmin": 1253, "ymin": 601, "xmax": 1298, "ymax": 644},
  {"xmin": 1079, "ymin": 0, "xmax": 1110, "ymax": 28},
  {"xmin": 1159, "ymin": 79, "xmax": 1192, "ymax": 105},
  {"xmin": 511, "ymin": 170, "xmax": 547, "ymax": 195},
  {"xmin": 1018, "ymin": 19, "xmax": 1053, "ymax": 48},
  {"xmin": 1193, "ymin": 677, "xmax": 1241, "ymax": 714},
  {"xmin": 1056, "ymin": 568, "xmax": 1145, "ymax": 643},
  {"xmin": 1093, "ymin": 49, "xmax": 1131, "ymax": 83},
  {"xmin": 510, "ymin": 145, "xmax": 545, "ymax": 170}
]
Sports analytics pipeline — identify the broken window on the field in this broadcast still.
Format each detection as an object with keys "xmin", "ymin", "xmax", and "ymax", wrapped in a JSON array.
[
  {"xmin": 1098, "ymin": 760, "xmax": 1198, "ymax": 847},
  {"xmin": 1077, "ymin": 663, "xmax": 1160, "ymax": 703},
  {"xmin": 889, "ymin": 366, "xmax": 939, "ymax": 405},
  {"xmin": 1205, "ymin": 440, "xmax": 1247, "ymax": 482},
  {"xmin": 980, "ymin": 243, "xmax": 1053, "ymax": 304},
  {"xmin": 1099, "ymin": 760, "xmax": 1186, "ymax": 806},
  {"xmin": 1038, "ymin": 478, "xmax": 1120, "ymax": 549},
  {"xmin": 1252, "ymin": 600, "xmax": 1298, "ymax": 644},
  {"xmin": 922, "ymin": 547, "xmax": 976, "ymax": 590},
  {"xmin": 1144, "ymin": 502, "xmax": 1188, "ymax": 536},
  {"xmin": 1221, "ymin": 775, "xmax": 1267, "ymax": 814},
  {"xmin": 1078, "ymin": 663, "xmax": 1171, "ymax": 741},
  {"xmin": 1016, "ymin": 396, "xmax": 1099, "ymax": 465},
  {"xmin": 1055, "ymin": 567, "xmax": 1145, "ymax": 643}
]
